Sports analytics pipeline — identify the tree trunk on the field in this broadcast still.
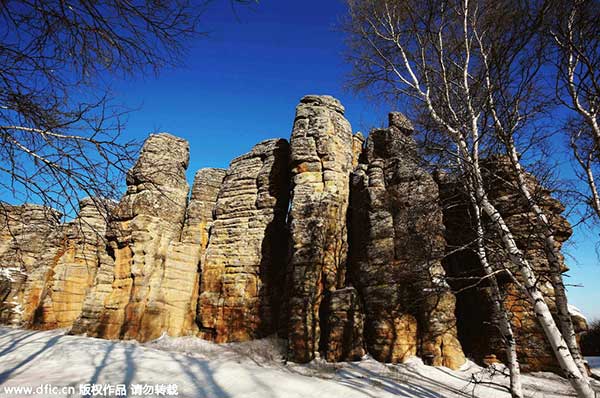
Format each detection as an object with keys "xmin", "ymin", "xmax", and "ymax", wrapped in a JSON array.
[
  {"xmin": 573, "ymin": 143, "xmax": 600, "ymax": 221},
  {"xmin": 467, "ymin": 183, "xmax": 524, "ymax": 398},
  {"xmin": 504, "ymin": 144, "xmax": 588, "ymax": 380},
  {"xmin": 478, "ymin": 192, "xmax": 594, "ymax": 398},
  {"xmin": 583, "ymin": 160, "xmax": 600, "ymax": 220},
  {"xmin": 458, "ymin": 136, "xmax": 594, "ymax": 398}
]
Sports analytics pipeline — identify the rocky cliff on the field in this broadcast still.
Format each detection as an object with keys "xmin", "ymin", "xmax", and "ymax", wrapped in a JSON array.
[
  {"xmin": 349, "ymin": 113, "xmax": 464, "ymax": 368},
  {"xmin": 437, "ymin": 157, "xmax": 585, "ymax": 373},
  {"xmin": 286, "ymin": 95, "xmax": 354, "ymax": 362},
  {"xmin": 198, "ymin": 138, "xmax": 289, "ymax": 343},
  {"xmin": 0, "ymin": 95, "xmax": 584, "ymax": 374}
]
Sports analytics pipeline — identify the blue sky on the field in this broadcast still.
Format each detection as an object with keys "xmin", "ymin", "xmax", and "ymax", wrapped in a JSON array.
[
  {"xmin": 111, "ymin": 1, "xmax": 388, "ymax": 172},
  {"xmin": 108, "ymin": 1, "xmax": 600, "ymax": 320}
]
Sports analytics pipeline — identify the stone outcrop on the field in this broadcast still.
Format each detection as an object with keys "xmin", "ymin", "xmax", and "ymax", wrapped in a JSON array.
[
  {"xmin": 198, "ymin": 139, "xmax": 289, "ymax": 343},
  {"xmin": 320, "ymin": 287, "xmax": 365, "ymax": 362},
  {"xmin": 33, "ymin": 198, "xmax": 110, "ymax": 329},
  {"xmin": 72, "ymin": 133, "xmax": 195, "ymax": 341},
  {"xmin": 184, "ymin": 168, "xmax": 227, "ymax": 331},
  {"xmin": 351, "ymin": 132, "xmax": 365, "ymax": 168},
  {"xmin": 0, "ymin": 204, "xmax": 61, "ymax": 326},
  {"xmin": 438, "ymin": 156, "xmax": 578, "ymax": 372},
  {"xmin": 0, "ymin": 95, "xmax": 586, "ymax": 375},
  {"xmin": 183, "ymin": 168, "xmax": 227, "ymax": 247},
  {"xmin": 286, "ymin": 95, "xmax": 354, "ymax": 362},
  {"xmin": 349, "ymin": 113, "xmax": 465, "ymax": 368}
]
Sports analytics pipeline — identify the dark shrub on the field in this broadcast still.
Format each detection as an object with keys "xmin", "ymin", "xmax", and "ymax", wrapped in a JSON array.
[{"xmin": 581, "ymin": 319, "xmax": 600, "ymax": 356}]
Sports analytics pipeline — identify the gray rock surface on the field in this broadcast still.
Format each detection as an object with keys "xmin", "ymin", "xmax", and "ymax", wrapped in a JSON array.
[
  {"xmin": 349, "ymin": 115, "xmax": 465, "ymax": 369},
  {"xmin": 286, "ymin": 95, "xmax": 354, "ymax": 363}
]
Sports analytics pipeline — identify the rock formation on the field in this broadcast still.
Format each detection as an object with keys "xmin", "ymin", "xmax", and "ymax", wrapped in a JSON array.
[
  {"xmin": 0, "ymin": 95, "xmax": 586, "ymax": 375},
  {"xmin": 72, "ymin": 133, "xmax": 195, "ymax": 341},
  {"xmin": 349, "ymin": 113, "xmax": 465, "ymax": 368},
  {"xmin": 183, "ymin": 168, "xmax": 227, "ymax": 247},
  {"xmin": 184, "ymin": 168, "xmax": 227, "ymax": 331},
  {"xmin": 320, "ymin": 286, "xmax": 365, "ymax": 362},
  {"xmin": 33, "ymin": 198, "xmax": 110, "ymax": 329},
  {"xmin": 438, "ymin": 156, "xmax": 580, "ymax": 372},
  {"xmin": 351, "ymin": 132, "xmax": 365, "ymax": 168},
  {"xmin": 286, "ymin": 95, "xmax": 354, "ymax": 362},
  {"xmin": 197, "ymin": 139, "xmax": 289, "ymax": 343},
  {"xmin": 0, "ymin": 204, "xmax": 61, "ymax": 325}
]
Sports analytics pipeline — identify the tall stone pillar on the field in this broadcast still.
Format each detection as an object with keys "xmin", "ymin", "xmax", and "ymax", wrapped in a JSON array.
[
  {"xmin": 72, "ymin": 133, "xmax": 194, "ymax": 341},
  {"xmin": 349, "ymin": 113, "xmax": 465, "ymax": 369},
  {"xmin": 287, "ymin": 95, "xmax": 354, "ymax": 362},
  {"xmin": 197, "ymin": 139, "xmax": 290, "ymax": 342}
]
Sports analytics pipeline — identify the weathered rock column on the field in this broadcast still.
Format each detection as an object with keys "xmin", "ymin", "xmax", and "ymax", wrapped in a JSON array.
[
  {"xmin": 320, "ymin": 287, "xmax": 365, "ymax": 362},
  {"xmin": 0, "ymin": 205, "xmax": 62, "ymax": 326},
  {"xmin": 438, "ymin": 156, "xmax": 582, "ymax": 373},
  {"xmin": 287, "ymin": 95, "xmax": 354, "ymax": 362},
  {"xmin": 155, "ymin": 168, "xmax": 227, "ymax": 339},
  {"xmin": 183, "ymin": 168, "xmax": 227, "ymax": 334},
  {"xmin": 198, "ymin": 139, "xmax": 290, "ymax": 343},
  {"xmin": 351, "ymin": 132, "xmax": 365, "ymax": 168},
  {"xmin": 34, "ymin": 198, "xmax": 110, "ymax": 329},
  {"xmin": 349, "ymin": 113, "xmax": 465, "ymax": 368},
  {"xmin": 72, "ymin": 133, "xmax": 193, "ymax": 341},
  {"xmin": 183, "ymin": 168, "xmax": 227, "ymax": 248}
]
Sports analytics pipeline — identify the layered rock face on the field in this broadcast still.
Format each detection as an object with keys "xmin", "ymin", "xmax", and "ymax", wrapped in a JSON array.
[
  {"xmin": 286, "ymin": 95, "xmax": 355, "ymax": 362},
  {"xmin": 183, "ymin": 168, "xmax": 227, "ymax": 247},
  {"xmin": 0, "ymin": 95, "xmax": 585, "ymax": 375},
  {"xmin": 349, "ymin": 113, "xmax": 465, "ymax": 368},
  {"xmin": 72, "ymin": 133, "xmax": 196, "ymax": 341},
  {"xmin": 320, "ymin": 286, "xmax": 365, "ymax": 362},
  {"xmin": 0, "ymin": 205, "xmax": 61, "ymax": 325},
  {"xmin": 198, "ymin": 139, "xmax": 289, "ymax": 343},
  {"xmin": 351, "ymin": 132, "xmax": 365, "ymax": 168},
  {"xmin": 438, "ymin": 157, "xmax": 578, "ymax": 372},
  {"xmin": 33, "ymin": 199, "xmax": 110, "ymax": 329}
]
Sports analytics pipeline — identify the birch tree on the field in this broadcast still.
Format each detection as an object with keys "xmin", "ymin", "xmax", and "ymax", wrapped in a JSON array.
[
  {"xmin": 345, "ymin": 0, "xmax": 594, "ymax": 396},
  {"xmin": 465, "ymin": 172, "xmax": 523, "ymax": 398},
  {"xmin": 549, "ymin": 0, "xmax": 600, "ymax": 222}
]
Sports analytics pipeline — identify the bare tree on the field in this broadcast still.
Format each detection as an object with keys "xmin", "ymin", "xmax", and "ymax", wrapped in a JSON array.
[
  {"xmin": 549, "ymin": 0, "xmax": 600, "ymax": 222},
  {"xmin": 344, "ymin": 0, "xmax": 594, "ymax": 396},
  {"xmin": 465, "ymin": 174, "xmax": 523, "ymax": 398},
  {"xmin": 0, "ymin": 0, "xmax": 250, "ymax": 219}
]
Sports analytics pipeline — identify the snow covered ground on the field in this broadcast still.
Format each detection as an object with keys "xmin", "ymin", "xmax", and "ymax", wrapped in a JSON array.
[{"xmin": 0, "ymin": 327, "xmax": 598, "ymax": 398}]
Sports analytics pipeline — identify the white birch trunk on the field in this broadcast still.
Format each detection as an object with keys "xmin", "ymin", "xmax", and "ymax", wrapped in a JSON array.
[
  {"xmin": 353, "ymin": 3, "xmax": 595, "ymax": 393},
  {"xmin": 467, "ymin": 183, "xmax": 523, "ymax": 398},
  {"xmin": 504, "ymin": 144, "xmax": 588, "ymax": 379},
  {"xmin": 456, "ymin": 137, "xmax": 595, "ymax": 398},
  {"xmin": 583, "ymin": 161, "xmax": 600, "ymax": 220},
  {"xmin": 573, "ymin": 139, "xmax": 600, "ymax": 221}
]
